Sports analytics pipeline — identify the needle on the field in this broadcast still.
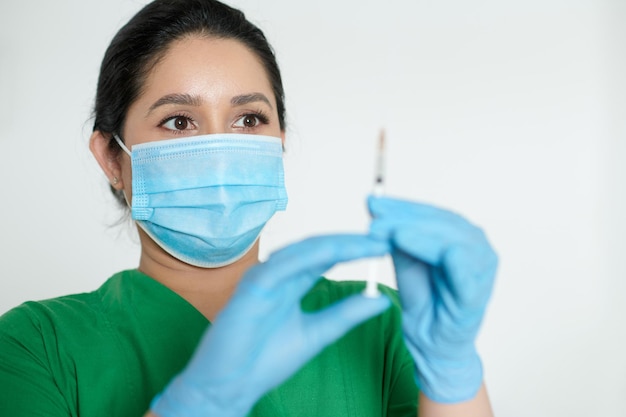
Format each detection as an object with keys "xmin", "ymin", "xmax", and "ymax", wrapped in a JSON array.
[{"xmin": 363, "ymin": 129, "xmax": 386, "ymax": 298}]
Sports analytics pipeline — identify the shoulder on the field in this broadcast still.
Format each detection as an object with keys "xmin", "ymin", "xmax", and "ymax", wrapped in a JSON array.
[
  {"xmin": 1, "ymin": 292, "xmax": 98, "ymax": 337},
  {"xmin": 0, "ymin": 271, "xmax": 135, "ymax": 407},
  {"xmin": 0, "ymin": 292, "xmax": 101, "ymax": 390},
  {"xmin": 0, "ymin": 271, "xmax": 134, "ymax": 351},
  {"xmin": 0, "ymin": 272, "xmax": 128, "ymax": 416}
]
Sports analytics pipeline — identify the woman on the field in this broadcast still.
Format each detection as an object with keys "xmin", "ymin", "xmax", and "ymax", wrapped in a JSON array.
[{"xmin": 0, "ymin": 0, "xmax": 497, "ymax": 416}]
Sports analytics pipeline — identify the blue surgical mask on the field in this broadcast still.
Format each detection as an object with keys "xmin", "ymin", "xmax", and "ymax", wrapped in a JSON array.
[{"xmin": 114, "ymin": 133, "xmax": 288, "ymax": 268}]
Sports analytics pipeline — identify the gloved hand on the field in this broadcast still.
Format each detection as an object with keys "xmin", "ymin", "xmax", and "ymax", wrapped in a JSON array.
[
  {"xmin": 368, "ymin": 196, "xmax": 497, "ymax": 403},
  {"xmin": 150, "ymin": 234, "xmax": 392, "ymax": 417}
]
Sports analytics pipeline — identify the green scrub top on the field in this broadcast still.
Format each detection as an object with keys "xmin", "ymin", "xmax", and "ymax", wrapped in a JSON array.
[{"xmin": 0, "ymin": 269, "xmax": 418, "ymax": 416}]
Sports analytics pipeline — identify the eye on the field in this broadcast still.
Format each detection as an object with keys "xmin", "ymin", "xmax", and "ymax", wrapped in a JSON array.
[
  {"xmin": 160, "ymin": 115, "xmax": 195, "ymax": 132},
  {"xmin": 233, "ymin": 112, "xmax": 269, "ymax": 129}
]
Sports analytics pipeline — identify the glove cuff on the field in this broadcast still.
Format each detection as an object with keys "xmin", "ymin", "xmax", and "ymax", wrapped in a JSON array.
[{"xmin": 414, "ymin": 350, "xmax": 483, "ymax": 404}]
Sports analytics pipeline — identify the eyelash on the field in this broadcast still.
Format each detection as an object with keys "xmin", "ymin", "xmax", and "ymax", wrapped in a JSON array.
[
  {"xmin": 158, "ymin": 113, "xmax": 197, "ymax": 135},
  {"xmin": 157, "ymin": 110, "xmax": 271, "ymax": 134},
  {"xmin": 237, "ymin": 110, "xmax": 270, "ymax": 128}
]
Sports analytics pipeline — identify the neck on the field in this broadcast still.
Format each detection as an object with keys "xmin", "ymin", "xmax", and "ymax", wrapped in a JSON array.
[{"xmin": 136, "ymin": 228, "xmax": 259, "ymax": 321}]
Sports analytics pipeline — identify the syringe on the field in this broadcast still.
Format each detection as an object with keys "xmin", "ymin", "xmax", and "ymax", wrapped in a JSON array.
[{"xmin": 363, "ymin": 129, "xmax": 386, "ymax": 298}]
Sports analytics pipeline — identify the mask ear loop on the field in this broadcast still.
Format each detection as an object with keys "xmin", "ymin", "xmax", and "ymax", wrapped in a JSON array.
[
  {"xmin": 112, "ymin": 134, "xmax": 133, "ymax": 208},
  {"xmin": 113, "ymin": 134, "xmax": 132, "ymax": 156}
]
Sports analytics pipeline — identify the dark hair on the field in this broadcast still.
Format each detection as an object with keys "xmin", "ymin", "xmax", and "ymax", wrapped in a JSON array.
[{"xmin": 92, "ymin": 0, "xmax": 286, "ymax": 204}]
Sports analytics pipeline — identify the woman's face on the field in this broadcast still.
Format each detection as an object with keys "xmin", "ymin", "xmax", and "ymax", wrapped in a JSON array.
[{"xmin": 118, "ymin": 35, "xmax": 284, "ymax": 195}]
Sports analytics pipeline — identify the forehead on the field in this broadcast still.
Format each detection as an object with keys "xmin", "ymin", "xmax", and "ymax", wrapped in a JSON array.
[{"xmin": 139, "ymin": 35, "xmax": 275, "ymax": 106}]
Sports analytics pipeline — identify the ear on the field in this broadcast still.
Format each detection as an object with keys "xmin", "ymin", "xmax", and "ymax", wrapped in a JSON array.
[
  {"xmin": 89, "ymin": 130, "xmax": 124, "ymax": 190},
  {"xmin": 280, "ymin": 130, "xmax": 286, "ymax": 150}
]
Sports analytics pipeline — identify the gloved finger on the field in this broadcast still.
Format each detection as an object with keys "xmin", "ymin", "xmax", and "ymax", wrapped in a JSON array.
[
  {"xmin": 441, "ymin": 244, "xmax": 498, "ymax": 312},
  {"xmin": 213, "ymin": 285, "xmax": 296, "ymax": 350},
  {"xmin": 368, "ymin": 197, "xmax": 497, "ymax": 310},
  {"xmin": 300, "ymin": 293, "xmax": 391, "ymax": 355},
  {"xmin": 367, "ymin": 196, "xmax": 471, "ymax": 238},
  {"xmin": 377, "ymin": 220, "xmax": 487, "ymax": 266},
  {"xmin": 391, "ymin": 224, "xmax": 496, "ymax": 267},
  {"xmin": 389, "ymin": 248, "xmax": 432, "ymax": 313},
  {"xmin": 239, "ymin": 234, "xmax": 391, "ymax": 300},
  {"xmin": 220, "ymin": 294, "xmax": 393, "ymax": 400},
  {"xmin": 394, "ymin": 254, "xmax": 475, "ymax": 337},
  {"xmin": 391, "ymin": 226, "xmax": 497, "ymax": 315},
  {"xmin": 367, "ymin": 193, "xmax": 491, "ymax": 261}
]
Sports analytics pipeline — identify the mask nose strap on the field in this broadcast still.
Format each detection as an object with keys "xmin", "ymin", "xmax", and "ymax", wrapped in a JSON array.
[{"xmin": 113, "ymin": 134, "xmax": 132, "ymax": 156}]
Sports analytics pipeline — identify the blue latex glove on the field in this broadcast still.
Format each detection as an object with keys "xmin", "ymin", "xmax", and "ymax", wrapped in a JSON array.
[
  {"xmin": 151, "ymin": 234, "xmax": 392, "ymax": 417},
  {"xmin": 368, "ymin": 196, "xmax": 497, "ymax": 403}
]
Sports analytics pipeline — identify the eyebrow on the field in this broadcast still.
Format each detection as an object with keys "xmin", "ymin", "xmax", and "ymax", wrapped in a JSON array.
[
  {"xmin": 147, "ymin": 93, "xmax": 203, "ymax": 115},
  {"xmin": 231, "ymin": 93, "xmax": 272, "ymax": 109},
  {"xmin": 146, "ymin": 92, "xmax": 273, "ymax": 116}
]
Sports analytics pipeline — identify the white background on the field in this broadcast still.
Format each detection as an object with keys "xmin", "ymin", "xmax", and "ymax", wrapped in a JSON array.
[{"xmin": 1, "ymin": 1, "xmax": 625, "ymax": 416}]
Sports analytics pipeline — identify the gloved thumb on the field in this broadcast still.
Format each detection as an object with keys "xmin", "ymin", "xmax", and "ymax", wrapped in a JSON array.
[{"xmin": 302, "ymin": 293, "xmax": 391, "ymax": 350}]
